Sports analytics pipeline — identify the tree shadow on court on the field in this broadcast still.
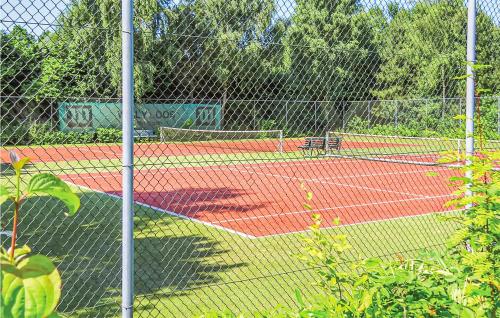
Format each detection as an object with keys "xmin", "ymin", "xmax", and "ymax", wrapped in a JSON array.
[
  {"xmin": 131, "ymin": 187, "xmax": 270, "ymax": 217},
  {"xmin": 0, "ymin": 162, "xmax": 37, "ymax": 176},
  {"xmin": 0, "ymin": 163, "xmax": 13, "ymax": 175},
  {"xmin": 8, "ymin": 190, "xmax": 247, "ymax": 317}
]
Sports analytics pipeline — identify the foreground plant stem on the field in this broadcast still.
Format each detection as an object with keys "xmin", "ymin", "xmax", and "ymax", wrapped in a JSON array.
[
  {"xmin": 9, "ymin": 201, "xmax": 20, "ymax": 263},
  {"xmin": 9, "ymin": 169, "xmax": 22, "ymax": 263}
]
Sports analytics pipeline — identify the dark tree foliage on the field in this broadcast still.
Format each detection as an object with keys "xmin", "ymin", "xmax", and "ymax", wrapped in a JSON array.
[{"xmin": 2, "ymin": 0, "xmax": 499, "ymax": 121}]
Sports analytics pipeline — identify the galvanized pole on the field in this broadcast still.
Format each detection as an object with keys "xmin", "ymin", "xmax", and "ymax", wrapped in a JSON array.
[
  {"xmin": 465, "ymin": 0, "xmax": 476, "ymax": 202},
  {"xmin": 367, "ymin": 100, "xmax": 372, "ymax": 129},
  {"xmin": 394, "ymin": 101, "xmax": 398, "ymax": 127},
  {"xmin": 122, "ymin": 0, "xmax": 134, "ymax": 316},
  {"xmin": 285, "ymin": 102, "xmax": 288, "ymax": 131}
]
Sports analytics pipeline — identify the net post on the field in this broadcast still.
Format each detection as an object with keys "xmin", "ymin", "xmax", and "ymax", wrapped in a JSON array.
[
  {"xmin": 465, "ymin": 0, "xmax": 476, "ymax": 208},
  {"xmin": 121, "ymin": 0, "xmax": 134, "ymax": 316},
  {"xmin": 278, "ymin": 130, "xmax": 284, "ymax": 153},
  {"xmin": 325, "ymin": 131, "xmax": 330, "ymax": 154}
]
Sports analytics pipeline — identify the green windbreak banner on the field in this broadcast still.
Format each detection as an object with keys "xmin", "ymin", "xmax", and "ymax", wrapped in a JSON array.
[{"xmin": 58, "ymin": 102, "xmax": 221, "ymax": 131}]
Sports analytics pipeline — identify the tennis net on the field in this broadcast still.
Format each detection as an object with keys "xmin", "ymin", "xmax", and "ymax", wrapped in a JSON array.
[
  {"xmin": 159, "ymin": 127, "xmax": 284, "ymax": 153},
  {"xmin": 325, "ymin": 132, "xmax": 500, "ymax": 166}
]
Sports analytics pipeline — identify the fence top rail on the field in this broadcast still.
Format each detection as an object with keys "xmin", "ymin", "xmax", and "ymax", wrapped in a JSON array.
[
  {"xmin": 330, "ymin": 131, "xmax": 500, "ymax": 143},
  {"xmin": 159, "ymin": 127, "xmax": 283, "ymax": 134},
  {"xmin": 2, "ymin": 95, "xmax": 498, "ymax": 104}
]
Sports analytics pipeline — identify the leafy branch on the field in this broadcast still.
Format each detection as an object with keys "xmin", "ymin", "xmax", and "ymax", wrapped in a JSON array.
[{"xmin": 0, "ymin": 151, "xmax": 80, "ymax": 318}]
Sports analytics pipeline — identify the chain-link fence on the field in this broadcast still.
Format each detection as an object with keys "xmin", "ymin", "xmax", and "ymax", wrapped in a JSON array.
[{"xmin": 1, "ymin": 0, "xmax": 499, "ymax": 317}]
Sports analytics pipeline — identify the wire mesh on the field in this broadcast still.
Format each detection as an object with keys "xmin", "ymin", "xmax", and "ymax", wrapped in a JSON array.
[{"xmin": 1, "ymin": 0, "xmax": 499, "ymax": 317}]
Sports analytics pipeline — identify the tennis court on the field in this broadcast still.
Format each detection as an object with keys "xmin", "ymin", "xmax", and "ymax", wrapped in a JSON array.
[
  {"xmin": 60, "ymin": 155, "xmax": 458, "ymax": 237},
  {"xmin": 0, "ymin": 135, "xmax": 415, "ymax": 163},
  {"xmin": 2, "ymin": 131, "xmax": 471, "ymax": 238}
]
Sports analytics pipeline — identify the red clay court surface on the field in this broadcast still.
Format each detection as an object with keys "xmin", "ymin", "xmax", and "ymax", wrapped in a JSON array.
[
  {"xmin": 0, "ymin": 139, "xmax": 414, "ymax": 163},
  {"xmin": 60, "ymin": 157, "xmax": 457, "ymax": 238}
]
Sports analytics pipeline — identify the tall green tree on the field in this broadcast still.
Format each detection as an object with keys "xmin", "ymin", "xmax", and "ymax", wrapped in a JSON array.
[
  {"xmin": 31, "ymin": 0, "xmax": 175, "ymax": 101},
  {"xmin": 0, "ymin": 27, "xmax": 40, "ymax": 97},
  {"xmin": 162, "ymin": 0, "xmax": 276, "ymax": 127},
  {"xmin": 193, "ymin": 0, "xmax": 275, "ymax": 100},
  {"xmin": 374, "ymin": 0, "xmax": 499, "ymax": 99},
  {"xmin": 0, "ymin": 26, "xmax": 41, "ymax": 121},
  {"xmin": 283, "ymin": 0, "xmax": 383, "ymax": 102}
]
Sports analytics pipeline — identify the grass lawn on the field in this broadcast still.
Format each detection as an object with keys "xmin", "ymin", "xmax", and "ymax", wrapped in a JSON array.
[
  {"xmin": 0, "ymin": 140, "xmax": 461, "ymax": 317},
  {"xmin": 1, "ymin": 186, "xmax": 458, "ymax": 317}
]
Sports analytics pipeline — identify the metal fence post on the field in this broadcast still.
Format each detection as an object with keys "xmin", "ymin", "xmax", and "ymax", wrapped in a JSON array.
[
  {"xmin": 285, "ymin": 102, "xmax": 288, "ymax": 131},
  {"xmin": 253, "ymin": 102, "xmax": 257, "ymax": 130},
  {"xmin": 341, "ymin": 101, "xmax": 346, "ymax": 131},
  {"xmin": 394, "ymin": 101, "xmax": 398, "ymax": 127},
  {"xmin": 425, "ymin": 99, "xmax": 429, "ymax": 131},
  {"xmin": 465, "ymin": 0, "xmax": 476, "ymax": 206},
  {"xmin": 122, "ymin": 0, "xmax": 135, "ymax": 316},
  {"xmin": 367, "ymin": 100, "xmax": 372, "ymax": 128},
  {"xmin": 314, "ymin": 101, "xmax": 318, "ymax": 132}
]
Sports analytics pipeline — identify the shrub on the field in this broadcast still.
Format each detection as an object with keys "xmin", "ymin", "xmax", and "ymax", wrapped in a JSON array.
[
  {"xmin": 0, "ymin": 123, "xmax": 31, "ymax": 145},
  {"xmin": 28, "ymin": 122, "xmax": 53, "ymax": 144},
  {"xmin": 95, "ymin": 128, "xmax": 122, "ymax": 143},
  {"xmin": 31, "ymin": 131, "xmax": 96, "ymax": 145},
  {"xmin": 25, "ymin": 122, "xmax": 95, "ymax": 145},
  {"xmin": 346, "ymin": 116, "xmax": 370, "ymax": 133},
  {"xmin": 259, "ymin": 119, "xmax": 278, "ymax": 131},
  {"xmin": 68, "ymin": 131, "xmax": 95, "ymax": 144},
  {"xmin": 4, "ymin": 122, "xmax": 123, "ymax": 145},
  {"xmin": 182, "ymin": 118, "xmax": 194, "ymax": 129},
  {"xmin": 299, "ymin": 151, "xmax": 499, "ymax": 317}
]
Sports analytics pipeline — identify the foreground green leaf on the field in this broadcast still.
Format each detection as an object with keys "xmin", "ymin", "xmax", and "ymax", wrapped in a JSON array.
[
  {"xmin": 0, "ymin": 185, "xmax": 13, "ymax": 205},
  {"xmin": 1, "ymin": 253, "xmax": 61, "ymax": 318},
  {"xmin": 12, "ymin": 157, "xmax": 31, "ymax": 174},
  {"xmin": 27, "ymin": 174, "xmax": 80, "ymax": 215}
]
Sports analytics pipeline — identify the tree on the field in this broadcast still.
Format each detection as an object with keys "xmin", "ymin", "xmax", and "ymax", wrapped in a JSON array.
[
  {"xmin": 283, "ymin": 0, "xmax": 383, "ymax": 102},
  {"xmin": 161, "ymin": 0, "xmax": 276, "ymax": 126},
  {"xmin": 30, "ymin": 0, "xmax": 176, "ymax": 102},
  {"xmin": 374, "ymin": 0, "xmax": 499, "ymax": 100},
  {"xmin": 0, "ymin": 26, "xmax": 41, "ymax": 122}
]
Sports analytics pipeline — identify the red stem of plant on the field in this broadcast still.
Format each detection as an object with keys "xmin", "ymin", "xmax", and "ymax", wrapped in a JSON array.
[{"xmin": 9, "ymin": 201, "xmax": 19, "ymax": 262}]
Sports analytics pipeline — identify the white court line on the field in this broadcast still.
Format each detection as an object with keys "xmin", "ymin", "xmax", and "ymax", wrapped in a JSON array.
[
  {"xmin": 68, "ymin": 179, "xmax": 455, "ymax": 240},
  {"xmin": 226, "ymin": 167, "xmax": 430, "ymax": 198},
  {"xmin": 61, "ymin": 158, "xmax": 454, "ymax": 238},
  {"xmin": 213, "ymin": 193, "xmax": 453, "ymax": 224},
  {"xmin": 66, "ymin": 165, "xmax": 442, "ymax": 199},
  {"xmin": 64, "ymin": 177, "xmax": 455, "ymax": 240},
  {"xmin": 60, "ymin": 157, "xmax": 360, "ymax": 179},
  {"xmin": 64, "ymin": 159, "xmax": 447, "ymax": 201},
  {"xmin": 65, "ymin": 157, "xmax": 450, "ymax": 187},
  {"xmin": 256, "ymin": 208, "xmax": 461, "ymax": 239},
  {"xmin": 312, "ymin": 167, "xmax": 450, "ymax": 181},
  {"xmin": 79, "ymin": 146, "xmax": 119, "ymax": 156},
  {"xmin": 64, "ymin": 180, "xmax": 256, "ymax": 239},
  {"xmin": 175, "ymin": 161, "xmax": 452, "ymax": 188}
]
